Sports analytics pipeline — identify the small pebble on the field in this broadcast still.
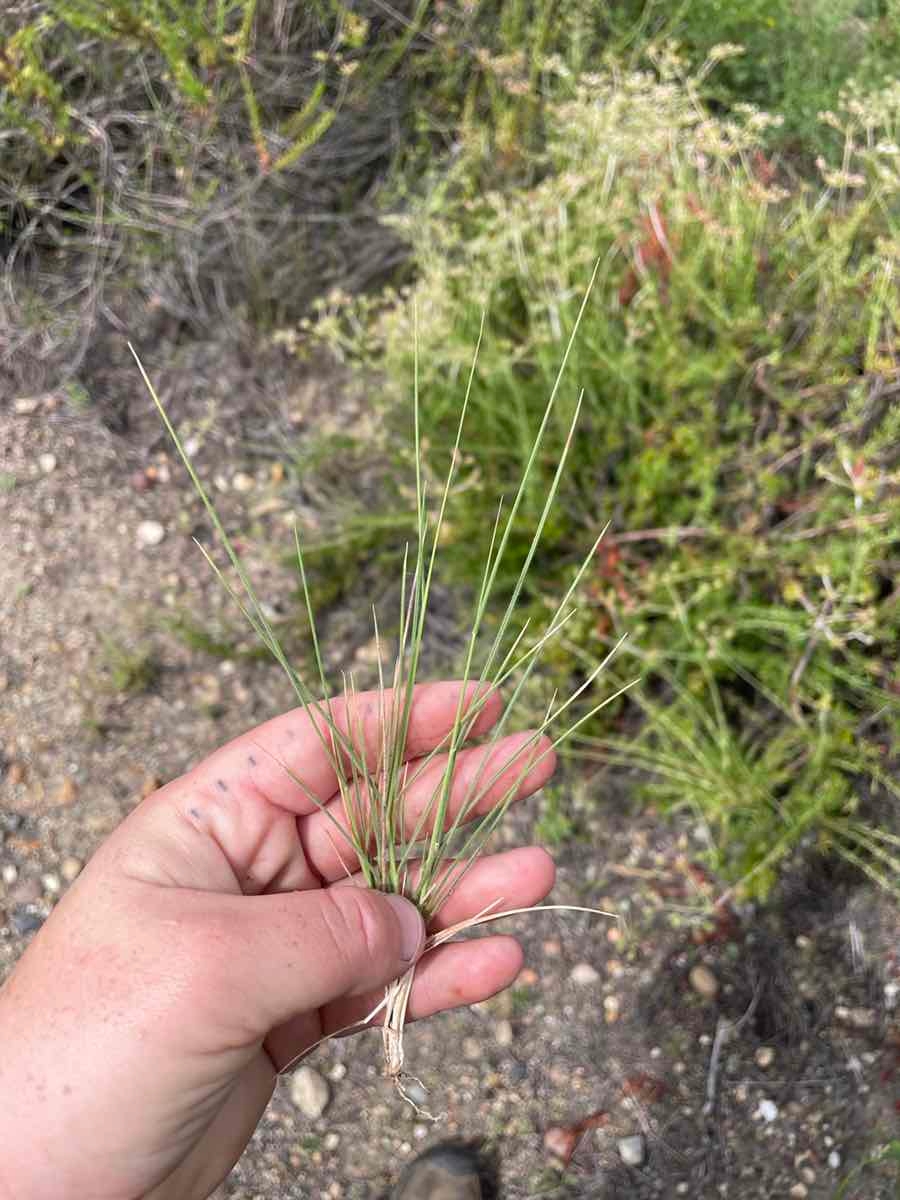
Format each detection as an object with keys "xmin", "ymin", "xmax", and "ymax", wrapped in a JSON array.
[
  {"xmin": 544, "ymin": 1125, "xmax": 578, "ymax": 1165},
  {"xmin": 327, "ymin": 1061, "xmax": 347, "ymax": 1083},
  {"xmin": 10, "ymin": 908, "xmax": 44, "ymax": 937},
  {"xmin": 38, "ymin": 453, "xmax": 57, "ymax": 474},
  {"xmin": 755, "ymin": 1046, "xmax": 775, "ymax": 1069},
  {"xmin": 323, "ymin": 1133, "xmax": 340, "ymax": 1151},
  {"xmin": 689, "ymin": 964, "xmax": 719, "ymax": 1000},
  {"xmin": 1, "ymin": 863, "xmax": 18, "ymax": 886},
  {"xmin": 603, "ymin": 994, "xmax": 621, "ymax": 1023},
  {"xmin": 400, "ymin": 1078, "xmax": 428, "ymax": 1108},
  {"xmin": 828, "ymin": 1151, "xmax": 841, "ymax": 1169},
  {"xmin": 13, "ymin": 397, "xmax": 40, "ymax": 415},
  {"xmin": 232, "ymin": 472, "xmax": 255, "ymax": 493},
  {"xmin": 754, "ymin": 1098, "xmax": 778, "ymax": 1124},
  {"xmin": 6, "ymin": 761, "xmax": 26, "ymax": 786},
  {"xmin": 517, "ymin": 967, "xmax": 538, "ymax": 987},
  {"xmin": 10, "ymin": 877, "xmax": 42, "ymax": 905},
  {"xmin": 54, "ymin": 778, "xmax": 78, "ymax": 806},
  {"xmin": 130, "ymin": 469, "xmax": 155, "ymax": 493},
  {"xmin": 542, "ymin": 938, "xmax": 561, "ymax": 957},
  {"xmin": 41, "ymin": 873, "xmax": 61, "ymax": 896},
  {"xmin": 800, "ymin": 1167, "xmax": 816, "ymax": 1185},
  {"xmin": 789, "ymin": 1185, "xmax": 808, "ymax": 1199},
  {"xmin": 463, "ymin": 1037, "xmax": 481, "ymax": 1061},
  {"xmin": 834, "ymin": 1005, "xmax": 876, "ymax": 1029},
  {"xmin": 289, "ymin": 1067, "xmax": 330, "ymax": 1119},
  {"xmin": 136, "ymin": 520, "xmax": 166, "ymax": 548},
  {"xmin": 494, "ymin": 1019, "xmax": 513, "ymax": 1047},
  {"xmin": 60, "ymin": 857, "xmax": 83, "ymax": 883},
  {"xmin": 617, "ymin": 1134, "xmax": 646, "ymax": 1167},
  {"xmin": 570, "ymin": 962, "xmax": 600, "ymax": 986}
]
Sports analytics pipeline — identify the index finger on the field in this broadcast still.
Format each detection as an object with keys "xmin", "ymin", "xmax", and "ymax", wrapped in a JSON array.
[{"xmin": 179, "ymin": 680, "xmax": 501, "ymax": 816}]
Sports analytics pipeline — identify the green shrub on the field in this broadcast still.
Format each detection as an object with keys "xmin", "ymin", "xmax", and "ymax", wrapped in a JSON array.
[
  {"xmin": 614, "ymin": 0, "xmax": 900, "ymax": 155},
  {"xmin": 302, "ymin": 60, "xmax": 900, "ymax": 900},
  {"xmin": 0, "ymin": 2, "xmax": 422, "ymax": 390}
]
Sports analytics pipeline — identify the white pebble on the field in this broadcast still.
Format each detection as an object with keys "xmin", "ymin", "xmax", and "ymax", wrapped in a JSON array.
[
  {"xmin": 289, "ymin": 1066, "xmax": 330, "ymax": 1119},
  {"xmin": 60, "ymin": 857, "xmax": 82, "ymax": 883},
  {"xmin": 1, "ymin": 864, "xmax": 18, "ymax": 886},
  {"xmin": 755, "ymin": 1046, "xmax": 775, "ymax": 1069},
  {"xmin": 835, "ymin": 1004, "xmax": 876, "ymax": 1029},
  {"xmin": 828, "ymin": 1150, "xmax": 841, "ymax": 1169},
  {"xmin": 570, "ymin": 962, "xmax": 600, "ymax": 986},
  {"xmin": 42, "ymin": 873, "xmax": 61, "ymax": 895},
  {"xmin": 617, "ymin": 1134, "xmax": 646, "ymax": 1167},
  {"xmin": 323, "ymin": 1132, "xmax": 340, "ymax": 1151},
  {"xmin": 494, "ymin": 1019, "xmax": 513, "ymax": 1047},
  {"xmin": 327, "ymin": 1061, "xmax": 347, "ymax": 1082},
  {"xmin": 136, "ymin": 520, "xmax": 166, "ymax": 548},
  {"xmin": 38, "ymin": 453, "xmax": 57, "ymax": 474},
  {"xmin": 232, "ymin": 472, "xmax": 254, "ymax": 493},
  {"xmin": 689, "ymin": 964, "xmax": 719, "ymax": 1000},
  {"xmin": 754, "ymin": 1098, "xmax": 778, "ymax": 1124}
]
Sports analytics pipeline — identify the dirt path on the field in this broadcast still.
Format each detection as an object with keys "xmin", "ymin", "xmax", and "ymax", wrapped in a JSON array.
[{"xmin": 1, "ymin": 338, "xmax": 897, "ymax": 1198}]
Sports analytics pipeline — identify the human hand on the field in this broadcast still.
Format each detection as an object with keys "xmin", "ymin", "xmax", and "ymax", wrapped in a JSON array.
[{"xmin": 0, "ymin": 682, "xmax": 556, "ymax": 1200}]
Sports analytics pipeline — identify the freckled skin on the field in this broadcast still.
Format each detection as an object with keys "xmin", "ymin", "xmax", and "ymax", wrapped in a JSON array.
[{"xmin": 0, "ymin": 683, "xmax": 556, "ymax": 1200}]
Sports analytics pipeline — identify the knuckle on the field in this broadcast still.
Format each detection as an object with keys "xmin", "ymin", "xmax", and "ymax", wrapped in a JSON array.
[{"xmin": 320, "ymin": 888, "xmax": 388, "ymax": 966}]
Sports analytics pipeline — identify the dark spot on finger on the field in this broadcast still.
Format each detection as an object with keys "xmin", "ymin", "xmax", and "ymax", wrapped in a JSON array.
[
  {"xmin": 216, "ymin": 779, "xmax": 228, "ymax": 793},
  {"xmin": 189, "ymin": 807, "xmax": 201, "ymax": 820},
  {"xmin": 248, "ymin": 754, "xmax": 257, "ymax": 767}
]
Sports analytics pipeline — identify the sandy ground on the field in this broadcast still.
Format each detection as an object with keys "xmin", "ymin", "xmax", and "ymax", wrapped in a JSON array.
[{"xmin": 1, "ymin": 335, "xmax": 897, "ymax": 1198}]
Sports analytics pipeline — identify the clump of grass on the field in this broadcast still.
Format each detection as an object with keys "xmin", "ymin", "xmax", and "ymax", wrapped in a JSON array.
[
  {"xmin": 99, "ymin": 635, "xmax": 161, "ymax": 696},
  {"xmin": 133, "ymin": 280, "xmax": 633, "ymax": 1107}
]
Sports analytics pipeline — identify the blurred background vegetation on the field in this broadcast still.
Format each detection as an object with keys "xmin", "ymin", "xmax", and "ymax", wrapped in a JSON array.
[{"xmin": 2, "ymin": 1, "xmax": 898, "ymax": 903}]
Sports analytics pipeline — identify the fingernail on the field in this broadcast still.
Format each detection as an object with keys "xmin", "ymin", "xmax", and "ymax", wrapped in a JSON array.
[{"xmin": 385, "ymin": 894, "xmax": 425, "ymax": 963}]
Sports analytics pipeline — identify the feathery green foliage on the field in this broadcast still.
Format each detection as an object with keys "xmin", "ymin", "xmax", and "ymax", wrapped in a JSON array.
[{"xmin": 301, "ymin": 59, "xmax": 900, "ymax": 901}]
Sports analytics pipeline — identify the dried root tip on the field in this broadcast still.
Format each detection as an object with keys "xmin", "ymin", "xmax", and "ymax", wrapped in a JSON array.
[
  {"xmin": 381, "ymin": 966, "xmax": 442, "ymax": 1120},
  {"xmin": 396, "ymin": 1071, "xmax": 440, "ymax": 1121},
  {"xmin": 382, "ymin": 966, "xmax": 415, "ymax": 1078}
]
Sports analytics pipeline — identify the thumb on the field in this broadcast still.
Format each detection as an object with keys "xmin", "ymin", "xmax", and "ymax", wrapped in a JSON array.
[{"xmin": 227, "ymin": 886, "xmax": 425, "ymax": 1030}]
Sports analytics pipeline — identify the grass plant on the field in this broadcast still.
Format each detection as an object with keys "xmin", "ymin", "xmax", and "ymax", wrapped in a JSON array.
[{"xmin": 132, "ymin": 275, "xmax": 634, "ymax": 1106}]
